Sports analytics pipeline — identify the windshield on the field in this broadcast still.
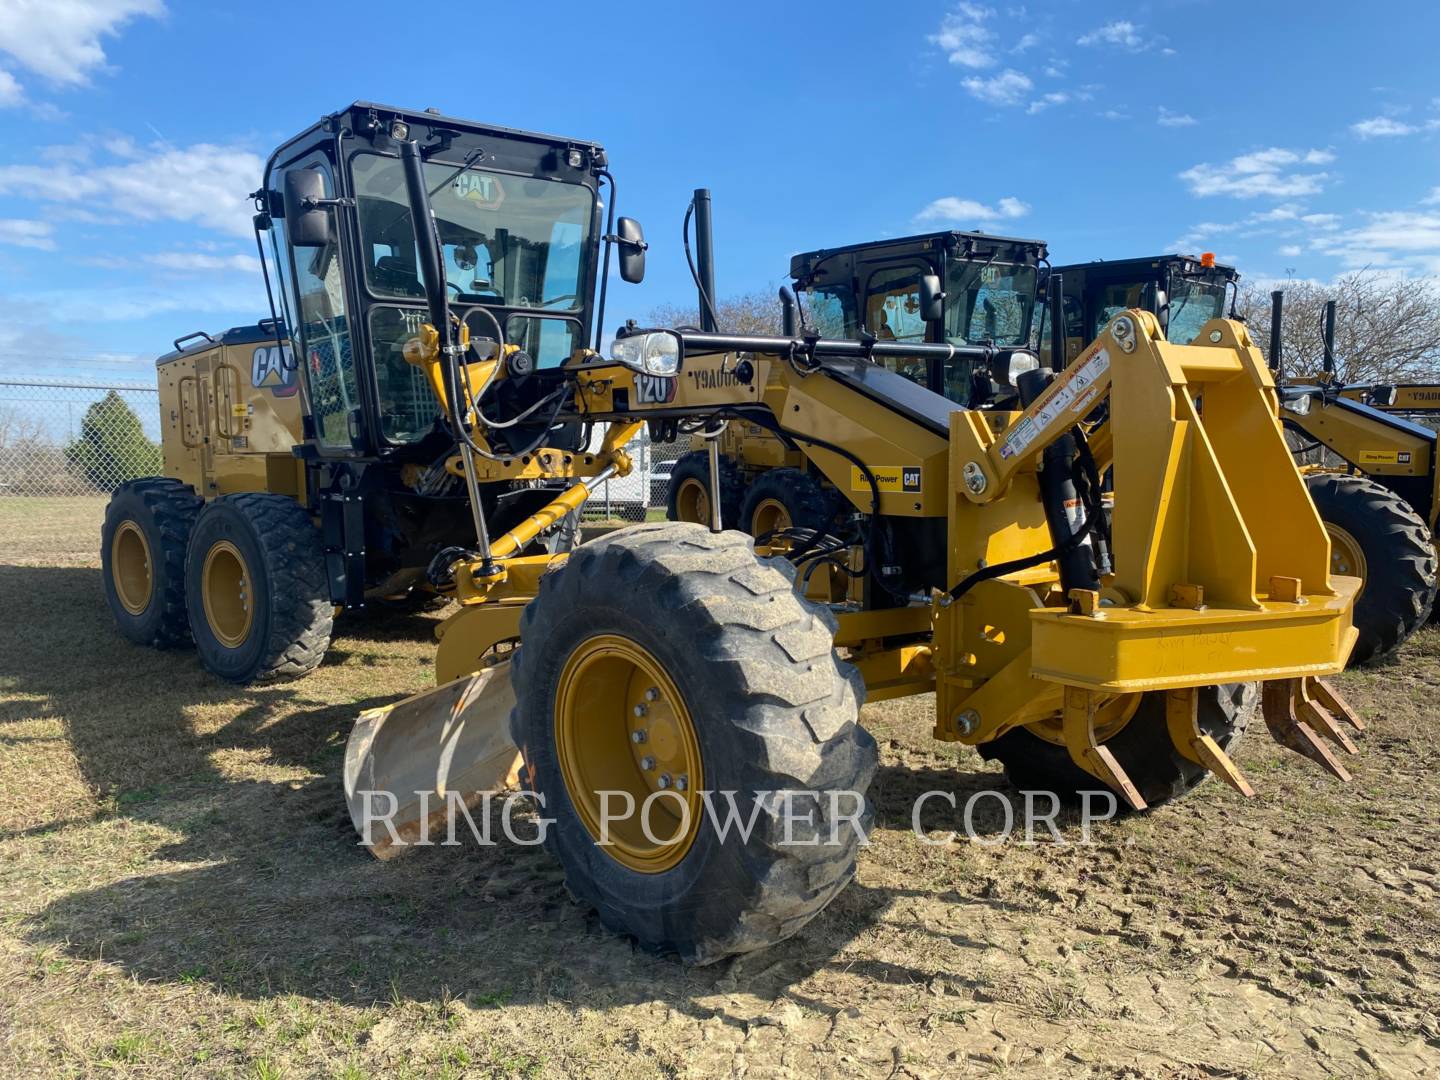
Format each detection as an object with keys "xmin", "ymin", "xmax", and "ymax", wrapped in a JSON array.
[
  {"xmin": 944, "ymin": 261, "xmax": 1036, "ymax": 346},
  {"xmin": 1166, "ymin": 280, "xmax": 1228, "ymax": 344},
  {"xmin": 351, "ymin": 152, "xmax": 595, "ymax": 313}
]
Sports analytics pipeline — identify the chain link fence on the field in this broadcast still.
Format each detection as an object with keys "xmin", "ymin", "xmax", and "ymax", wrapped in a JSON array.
[
  {"xmin": 0, "ymin": 377, "xmax": 692, "ymax": 518},
  {"xmin": 580, "ymin": 428, "xmax": 692, "ymax": 524},
  {"xmin": 0, "ymin": 379, "xmax": 162, "ymax": 497}
]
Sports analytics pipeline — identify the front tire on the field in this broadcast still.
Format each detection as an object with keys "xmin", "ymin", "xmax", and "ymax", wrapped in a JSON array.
[
  {"xmin": 101, "ymin": 478, "xmax": 202, "ymax": 648},
  {"xmin": 510, "ymin": 522, "xmax": 875, "ymax": 964},
  {"xmin": 978, "ymin": 683, "xmax": 1255, "ymax": 808},
  {"xmin": 184, "ymin": 493, "xmax": 333, "ymax": 683},
  {"xmin": 1304, "ymin": 472, "xmax": 1436, "ymax": 665}
]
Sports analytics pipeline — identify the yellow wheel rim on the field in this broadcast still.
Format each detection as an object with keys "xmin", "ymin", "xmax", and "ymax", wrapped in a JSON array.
[
  {"xmin": 1326, "ymin": 524, "xmax": 1367, "ymax": 594},
  {"xmin": 1024, "ymin": 693, "xmax": 1143, "ymax": 748},
  {"xmin": 674, "ymin": 477, "xmax": 710, "ymax": 524},
  {"xmin": 111, "ymin": 521, "xmax": 153, "ymax": 616},
  {"xmin": 554, "ymin": 634, "xmax": 703, "ymax": 873},
  {"xmin": 201, "ymin": 540, "xmax": 254, "ymax": 649},
  {"xmin": 750, "ymin": 497, "xmax": 792, "ymax": 539}
]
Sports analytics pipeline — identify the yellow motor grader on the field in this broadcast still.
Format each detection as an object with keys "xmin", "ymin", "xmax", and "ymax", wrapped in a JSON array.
[{"xmin": 108, "ymin": 103, "xmax": 1367, "ymax": 964}]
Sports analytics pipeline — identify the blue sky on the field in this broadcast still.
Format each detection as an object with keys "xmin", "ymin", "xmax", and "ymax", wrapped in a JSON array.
[{"xmin": 0, "ymin": 0, "xmax": 1437, "ymax": 381}]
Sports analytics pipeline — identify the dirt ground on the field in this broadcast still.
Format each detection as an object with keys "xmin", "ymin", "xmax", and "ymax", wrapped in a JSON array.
[{"xmin": 1, "ymin": 497, "xmax": 1437, "ymax": 1078}]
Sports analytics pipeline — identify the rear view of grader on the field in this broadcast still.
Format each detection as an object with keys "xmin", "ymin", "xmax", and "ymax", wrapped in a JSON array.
[{"xmin": 104, "ymin": 103, "xmax": 1368, "ymax": 963}]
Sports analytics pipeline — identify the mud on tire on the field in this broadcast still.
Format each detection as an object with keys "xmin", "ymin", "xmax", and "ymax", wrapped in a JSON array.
[
  {"xmin": 184, "ymin": 493, "xmax": 334, "ymax": 683},
  {"xmin": 1304, "ymin": 472, "xmax": 1437, "ymax": 665},
  {"xmin": 978, "ymin": 683, "xmax": 1256, "ymax": 809},
  {"xmin": 509, "ymin": 521, "xmax": 876, "ymax": 964},
  {"xmin": 101, "ymin": 477, "xmax": 202, "ymax": 648}
]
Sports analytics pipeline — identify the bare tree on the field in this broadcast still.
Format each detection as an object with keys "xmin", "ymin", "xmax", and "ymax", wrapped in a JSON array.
[
  {"xmin": 648, "ymin": 287, "xmax": 785, "ymax": 336},
  {"xmin": 1235, "ymin": 270, "xmax": 1440, "ymax": 384}
]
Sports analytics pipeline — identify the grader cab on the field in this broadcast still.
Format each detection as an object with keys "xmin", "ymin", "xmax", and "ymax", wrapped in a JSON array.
[
  {"xmin": 105, "ymin": 102, "xmax": 1369, "ymax": 966},
  {"xmin": 101, "ymin": 103, "xmax": 642, "ymax": 682}
]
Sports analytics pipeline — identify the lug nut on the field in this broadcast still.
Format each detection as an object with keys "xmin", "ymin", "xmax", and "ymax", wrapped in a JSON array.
[
  {"xmin": 644, "ymin": 687, "xmax": 659, "ymax": 702},
  {"xmin": 675, "ymin": 775, "xmax": 688, "ymax": 792},
  {"xmin": 641, "ymin": 756, "xmax": 656, "ymax": 771},
  {"xmin": 657, "ymin": 773, "xmax": 672, "ymax": 789},
  {"xmin": 631, "ymin": 729, "xmax": 647, "ymax": 744},
  {"xmin": 633, "ymin": 703, "xmax": 648, "ymax": 718}
]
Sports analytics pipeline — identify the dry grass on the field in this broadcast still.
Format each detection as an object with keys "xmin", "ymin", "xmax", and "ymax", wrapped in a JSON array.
[{"xmin": 1, "ymin": 497, "xmax": 1437, "ymax": 1078}]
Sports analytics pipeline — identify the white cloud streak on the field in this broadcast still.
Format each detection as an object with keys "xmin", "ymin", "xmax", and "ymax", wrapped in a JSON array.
[
  {"xmin": 1179, "ymin": 147, "xmax": 1335, "ymax": 199},
  {"xmin": 915, "ymin": 195, "xmax": 1030, "ymax": 225},
  {"xmin": 0, "ymin": 140, "xmax": 263, "ymax": 237},
  {"xmin": 930, "ymin": 3, "xmax": 997, "ymax": 69},
  {"xmin": 0, "ymin": 0, "xmax": 165, "ymax": 85},
  {"xmin": 0, "ymin": 218, "xmax": 55, "ymax": 249},
  {"xmin": 962, "ymin": 68, "xmax": 1032, "ymax": 106}
]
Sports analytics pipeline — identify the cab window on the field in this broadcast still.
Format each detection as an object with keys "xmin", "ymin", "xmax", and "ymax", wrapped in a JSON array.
[
  {"xmin": 280, "ymin": 156, "xmax": 359, "ymax": 448},
  {"xmin": 804, "ymin": 284, "xmax": 857, "ymax": 338},
  {"xmin": 864, "ymin": 265, "xmax": 929, "ymax": 343}
]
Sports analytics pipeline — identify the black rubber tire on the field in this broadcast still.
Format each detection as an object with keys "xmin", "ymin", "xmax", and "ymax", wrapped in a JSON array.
[
  {"xmin": 738, "ymin": 467, "xmax": 835, "ymax": 540},
  {"xmin": 1304, "ymin": 472, "xmax": 1437, "ymax": 665},
  {"xmin": 978, "ymin": 683, "xmax": 1255, "ymax": 809},
  {"xmin": 510, "ymin": 522, "xmax": 875, "ymax": 964},
  {"xmin": 664, "ymin": 450, "xmax": 746, "ymax": 529},
  {"xmin": 184, "ymin": 493, "xmax": 334, "ymax": 683},
  {"xmin": 100, "ymin": 478, "xmax": 202, "ymax": 648}
]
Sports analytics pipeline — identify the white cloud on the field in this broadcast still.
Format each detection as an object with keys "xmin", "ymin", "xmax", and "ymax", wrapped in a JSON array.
[
  {"xmin": 1099, "ymin": 109, "xmax": 1129, "ymax": 121},
  {"xmin": 1013, "ymin": 32, "xmax": 1040, "ymax": 52},
  {"xmin": 930, "ymin": 3, "xmax": 997, "ymax": 69},
  {"xmin": 1277, "ymin": 245, "xmax": 1303, "ymax": 257},
  {"xmin": 1350, "ymin": 115, "xmax": 1440, "ymax": 139},
  {"xmin": 1179, "ymin": 147, "xmax": 1334, "ymax": 199},
  {"xmin": 0, "ymin": 69, "xmax": 23, "ymax": 107},
  {"xmin": 915, "ymin": 195, "xmax": 1029, "ymax": 225},
  {"xmin": 0, "ymin": 218, "xmax": 55, "ymax": 249},
  {"xmin": 0, "ymin": 0, "xmax": 165, "ymax": 85},
  {"xmin": 145, "ymin": 251, "xmax": 259, "ymax": 273},
  {"xmin": 1301, "ymin": 212, "xmax": 1340, "ymax": 229},
  {"xmin": 1422, "ymin": 187, "xmax": 1440, "ymax": 206},
  {"xmin": 0, "ymin": 140, "xmax": 262, "ymax": 237},
  {"xmin": 962, "ymin": 68, "xmax": 1032, "ymax": 106},
  {"xmin": 1077, "ymin": 20, "xmax": 1161, "ymax": 51},
  {"xmin": 1026, "ymin": 92, "xmax": 1068, "ymax": 114},
  {"xmin": 1157, "ymin": 106, "xmax": 1197, "ymax": 127}
]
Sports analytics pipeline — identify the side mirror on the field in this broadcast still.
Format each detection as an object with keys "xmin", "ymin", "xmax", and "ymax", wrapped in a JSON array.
[
  {"xmin": 919, "ymin": 273, "xmax": 944, "ymax": 322},
  {"xmin": 283, "ymin": 169, "xmax": 334, "ymax": 248},
  {"xmin": 616, "ymin": 216, "xmax": 647, "ymax": 284}
]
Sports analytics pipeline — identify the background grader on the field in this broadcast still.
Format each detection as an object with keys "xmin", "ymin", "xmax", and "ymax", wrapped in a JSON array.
[
  {"xmin": 676, "ymin": 237, "xmax": 1431, "ymax": 668},
  {"xmin": 1038, "ymin": 260, "xmax": 1437, "ymax": 666},
  {"xmin": 103, "ymin": 102, "xmax": 1366, "ymax": 965}
]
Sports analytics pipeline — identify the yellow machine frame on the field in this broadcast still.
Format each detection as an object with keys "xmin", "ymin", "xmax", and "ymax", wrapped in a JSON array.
[{"xmin": 410, "ymin": 308, "xmax": 1362, "ymax": 809}]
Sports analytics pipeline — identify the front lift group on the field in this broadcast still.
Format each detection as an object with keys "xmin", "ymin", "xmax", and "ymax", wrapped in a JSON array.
[{"xmin": 98, "ymin": 103, "xmax": 1410, "ymax": 963}]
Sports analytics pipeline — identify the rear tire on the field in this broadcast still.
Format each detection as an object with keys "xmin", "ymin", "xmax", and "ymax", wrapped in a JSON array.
[
  {"xmin": 665, "ymin": 450, "xmax": 745, "ymax": 529},
  {"xmin": 739, "ymin": 467, "xmax": 835, "ymax": 541},
  {"xmin": 978, "ymin": 683, "xmax": 1255, "ymax": 808},
  {"xmin": 101, "ymin": 478, "xmax": 202, "ymax": 648},
  {"xmin": 510, "ymin": 522, "xmax": 875, "ymax": 964},
  {"xmin": 184, "ymin": 493, "xmax": 333, "ymax": 683},
  {"xmin": 1304, "ymin": 472, "xmax": 1436, "ymax": 665}
]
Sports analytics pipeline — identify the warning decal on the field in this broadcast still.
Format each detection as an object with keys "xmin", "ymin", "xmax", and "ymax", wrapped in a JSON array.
[{"xmin": 998, "ymin": 347, "xmax": 1110, "ymax": 461}]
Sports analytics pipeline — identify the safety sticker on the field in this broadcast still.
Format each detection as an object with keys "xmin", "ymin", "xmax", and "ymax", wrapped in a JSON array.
[
  {"xmin": 851, "ymin": 465, "xmax": 923, "ymax": 493},
  {"xmin": 999, "ymin": 348, "xmax": 1110, "ymax": 460}
]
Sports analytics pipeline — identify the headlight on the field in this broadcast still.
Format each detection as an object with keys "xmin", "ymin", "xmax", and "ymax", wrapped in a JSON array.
[
  {"xmin": 612, "ymin": 330, "xmax": 681, "ymax": 376},
  {"xmin": 1281, "ymin": 391, "xmax": 1313, "ymax": 417},
  {"xmin": 1002, "ymin": 352, "xmax": 1036, "ymax": 385}
]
